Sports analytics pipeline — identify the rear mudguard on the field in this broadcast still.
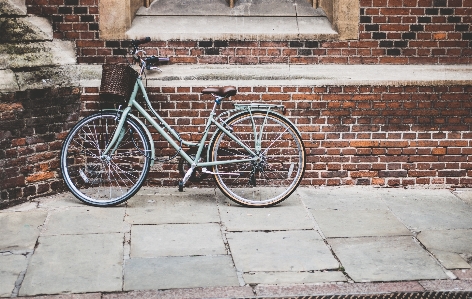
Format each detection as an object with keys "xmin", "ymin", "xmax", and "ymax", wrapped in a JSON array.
[{"xmin": 207, "ymin": 109, "xmax": 301, "ymax": 162}]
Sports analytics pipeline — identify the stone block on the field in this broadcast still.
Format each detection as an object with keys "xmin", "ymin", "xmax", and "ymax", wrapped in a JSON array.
[
  {"xmin": 311, "ymin": 209, "xmax": 411, "ymax": 238},
  {"xmin": 42, "ymin": 206, "xmax": 128, "ymax": 235},
  {"xmin": 130, "ymin": 223, "xmax": 226, "ymax": 257},
  {"xmin": 124, "ymin": 256, "xmax": 239, "ymax": 290},
  {"xmin": 227, "ymin": 230, "xmax": 339, "ymax": 272},
  {"xmin": 0, "ymin": 254, "xmax": 28, "ymax": 297},
  {"xmin": 0, "ymin": 210, "xmax": 47, "ymax": 252},
  {"xmin": 328, "ymin": 236, "xmax": 448, "ymax": 282},
  {"xmin": 0, "ymin": 69, "xmax": 18, "ymax": 92},
  {"xmin": 126, "ymin": 192, "xmax": 219, "ymax": 224},
  {"xmin": 19, "ymin": 233, "xmax": 124, "ymax": 296}
]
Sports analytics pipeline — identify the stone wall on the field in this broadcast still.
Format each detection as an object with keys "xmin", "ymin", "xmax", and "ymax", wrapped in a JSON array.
[
  {"xmin": 26, "ymin": 0, "xmax": 471, "ymax": 64},
  {"xmin": 0, "ymin": 0, "xmax": 79, "ymax": 208}
]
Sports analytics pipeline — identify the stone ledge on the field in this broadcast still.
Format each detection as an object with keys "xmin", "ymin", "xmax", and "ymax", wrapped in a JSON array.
[
  {"xmin": 78, "ymin": 64, "xmax": 472, "ymax": 88},
  {"xmin": 0, "ymin": 69, "xmax": 18, "ymax": 92}
]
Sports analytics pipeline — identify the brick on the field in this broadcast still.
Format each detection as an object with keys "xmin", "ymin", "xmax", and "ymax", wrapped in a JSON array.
[
  {"xmin": 351, "ymin": 171, "xmax": 378, "ymax": 178},
  {"xmin": 439, "ymin": 170, "xmax": 467, "ymax": 177},
  {"xmin": 379, "ymin": 170, "xmax": 408, "ymax": 178},
  {"xmin": 26, "ymin": 171, "xmax": 55, "ymax": 183},
  {"xmin": 350, "ymin": 140, "xmax": 379, "ymax": 147}
]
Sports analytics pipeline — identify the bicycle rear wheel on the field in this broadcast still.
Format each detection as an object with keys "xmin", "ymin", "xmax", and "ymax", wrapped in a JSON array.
[
  {"xmin": 61, "ymin": 112, "xmax": 151, "ymax": 206},
  {"xmin": 210, "ymin": 111, "xmax": 305, "ymax": 207}
]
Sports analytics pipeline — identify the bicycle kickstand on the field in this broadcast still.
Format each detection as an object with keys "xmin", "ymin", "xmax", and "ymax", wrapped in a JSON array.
[{"xmin": 178, "ymin": 165, "xmax": 195, "ymax": 192}]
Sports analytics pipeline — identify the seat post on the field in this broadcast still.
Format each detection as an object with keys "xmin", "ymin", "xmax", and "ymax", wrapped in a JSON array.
[
  {"xmin": 214, "ymin": 95, "xmax": 224, "ymax": 105},
  {"xmin": 211, "ymin": 95, "xmax": 224, "ymax": 111}
]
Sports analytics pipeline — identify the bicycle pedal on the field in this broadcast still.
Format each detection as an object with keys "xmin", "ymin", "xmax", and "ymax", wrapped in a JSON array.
[{"xmin": 178, "ymin": 181, "xmax": 184, "ymax": 192}]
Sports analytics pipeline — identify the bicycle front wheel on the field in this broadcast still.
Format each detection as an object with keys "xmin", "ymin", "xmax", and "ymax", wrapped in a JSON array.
[
  {"xmin": 210, "ymin": 111, "xmax": 305, "ymax": 207},
  {"xmin": 61, "ymin": 112, "xmax": 151, "ymax": 206}
]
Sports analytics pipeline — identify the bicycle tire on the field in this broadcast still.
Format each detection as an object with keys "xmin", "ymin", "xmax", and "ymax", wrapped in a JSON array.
[
  {"xmin": 210, "ymin": 111, "xmax": 305, "ymax": 207},
  {"xmin": 61, "ymin": 112, "xmax": 151, "ymax": 206}
]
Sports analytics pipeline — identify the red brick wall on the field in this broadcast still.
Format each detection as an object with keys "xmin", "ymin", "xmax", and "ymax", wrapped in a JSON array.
[
  {"xmin": 81, "ymin": 84, "xmax": 472, "ymax": 188},
  {"xmin": 0, "ymin": 87, "xmax": 81, "ymax": 208},
  {"xmin": 2, "ymin": 83, "xmax": 470, "ymax": 207},
  {"xmin": 26, "ymin": 0, "xmax": 471, "ymax": 64}
]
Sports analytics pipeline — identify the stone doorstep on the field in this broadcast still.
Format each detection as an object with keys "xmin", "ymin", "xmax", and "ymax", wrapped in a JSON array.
[
  {"xmin": 126, "ymin": 15, "xmax": 337, "ymax": 41},
  {"xmin": 78, "ymin": 64, "xmax": 472, "ymax": 88},
  {"xmin": 136, "ymin": 0, "xmax": 324, "ymax": 17}
]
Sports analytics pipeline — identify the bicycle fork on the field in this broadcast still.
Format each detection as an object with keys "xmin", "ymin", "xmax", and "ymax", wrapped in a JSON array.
[{"xmin": 101, "ymin": 107, "xmax": 131, "ymax": 158}]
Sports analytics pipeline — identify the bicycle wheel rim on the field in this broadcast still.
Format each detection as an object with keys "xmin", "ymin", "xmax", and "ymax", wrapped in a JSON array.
[
  {"xmin": 61, "ymin": 113, "xmax": 151, "ymax": 206},
  {"xmin": 211, "ymin": 111, "xmax": 305, "ymax": 207}
]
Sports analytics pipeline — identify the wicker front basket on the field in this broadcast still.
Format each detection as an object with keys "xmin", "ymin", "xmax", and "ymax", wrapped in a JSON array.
[{"xmin": 100, "ymin": 64, "xmax": 139, "ymax": 100}]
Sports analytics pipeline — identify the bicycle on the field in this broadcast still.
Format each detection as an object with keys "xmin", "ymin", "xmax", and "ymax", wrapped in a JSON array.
[{"xmin": 60, "ymin": 37, "xmax": 306, "ymax": 207}]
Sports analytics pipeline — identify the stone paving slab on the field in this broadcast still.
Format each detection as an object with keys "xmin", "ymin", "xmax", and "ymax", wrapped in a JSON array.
[
  {"xmin": 130, "ymin": 223, "xmax": 226, "ymax": 257},
  {"xmin": 328, "ymin": 236, "xmax": 448, "ymax": 282},
  {"xmin": 227, "ymin": 230, "xmax": 339, "ymax": 272},
  {"xmin": 417, "ymin": 229, "xmax": 472, "ymax": 269},
  {"xmin": 37, "ymin": 192, "xmax": 84, "ymax": 208},
  {"xmin": 311, "ymin": 209, "xmax": 411, "ymax": 238},
  {"xmin": 243, "ymin": 271, "xmax": 347, "ymax": 285},
  {"xmin": 126, "ymin": 193, "xmax": 219, "ymax": 224},
  {"xmin": 219, "ymin": 196, "xmax": 314, "ymax": 231},
  {"xmin": 19, "ymin": 233, "xmax": 124, "ymax": 296},
  {"xmin": 453, "ymin": 189, "xmax": 472, "ymax": 205},
  {"xmin": 0, "ymin": 254, "xmax": 28, "ymax": 297},
  {"xmin": 379, "ymin": 189, "xmax": 472, "ymax": 230},
  {"xmin": 298, "ymin": 187, "xmax": 388, "ymax": 211},
  {"xmin": 431, "ymin": 251, "xmax": 471, "ymax": 270},
  {"xmin": 124, "ymin": 256, "xmax": 239, "ymax": 290},
  {"xmin": 216, "ymin": 188, "xmax": 302, "ymax": 207},
  {"xmin": 137, "ymin": 186, "xmax": 216, "ymax": 197},
  {"xmin": 42, "ymin": 207, "xmax": 128, "ymax": 235},
  {"xmin": 0, "ymin": 210, "xmax": 47, "ymax": 252}
]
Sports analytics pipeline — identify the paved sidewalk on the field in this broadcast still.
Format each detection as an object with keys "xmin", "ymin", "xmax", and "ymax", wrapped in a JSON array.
[{"xmin": 1, "ymin": 186, "xmax": 472, "ymax": 298}]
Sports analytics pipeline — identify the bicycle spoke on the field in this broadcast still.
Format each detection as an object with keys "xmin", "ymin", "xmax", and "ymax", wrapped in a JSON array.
[
  {"xmin": 211, "ymin": 111, "xmax": 305, "ymax": 207},
  {"xmin": 61, "ymin": 113, "xmax": 150, "ymax": 206}
]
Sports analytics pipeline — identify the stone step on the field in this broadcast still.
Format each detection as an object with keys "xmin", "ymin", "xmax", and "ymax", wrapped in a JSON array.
[
  {"xmin": 127, "ymin": 15, "xmax": 336, "ymax": 41},
  {"xmin": 78, "ymin": 64, "xmax": 472, "ymax": 88},
  {"xmin": 137, "ymin": 0, "xmax": 323, "ymax": 17},
  {"xmin": 130, "ymin": 0, "xmax": 332, "ymax": 41}
]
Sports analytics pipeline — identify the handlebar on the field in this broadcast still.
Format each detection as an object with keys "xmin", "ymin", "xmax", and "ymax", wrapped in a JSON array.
[{"xmin": 128, "ymin": 37, "xmax": 169, "ymax": 73}]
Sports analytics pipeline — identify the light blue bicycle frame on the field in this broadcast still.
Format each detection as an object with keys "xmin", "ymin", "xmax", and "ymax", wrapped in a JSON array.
[{"xmin": 101, "ymin": 76, "xmax": 261, "ymax": 181}]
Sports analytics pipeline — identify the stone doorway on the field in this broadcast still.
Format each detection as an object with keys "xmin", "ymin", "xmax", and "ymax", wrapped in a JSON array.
[{"xmin": 99, "ymin": 0, "xmax": 358, "ymax": 40}]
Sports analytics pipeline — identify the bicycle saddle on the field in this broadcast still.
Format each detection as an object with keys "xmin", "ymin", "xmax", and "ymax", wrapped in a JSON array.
[{"xmin": 201, "ymin": 86, "xmax": 237, "ymax": 98}]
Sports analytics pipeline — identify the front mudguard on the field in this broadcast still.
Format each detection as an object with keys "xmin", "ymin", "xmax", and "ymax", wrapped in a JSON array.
[{"xmin": 102, "ymin": 109, "xmax": 156, "ymax": 166}]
